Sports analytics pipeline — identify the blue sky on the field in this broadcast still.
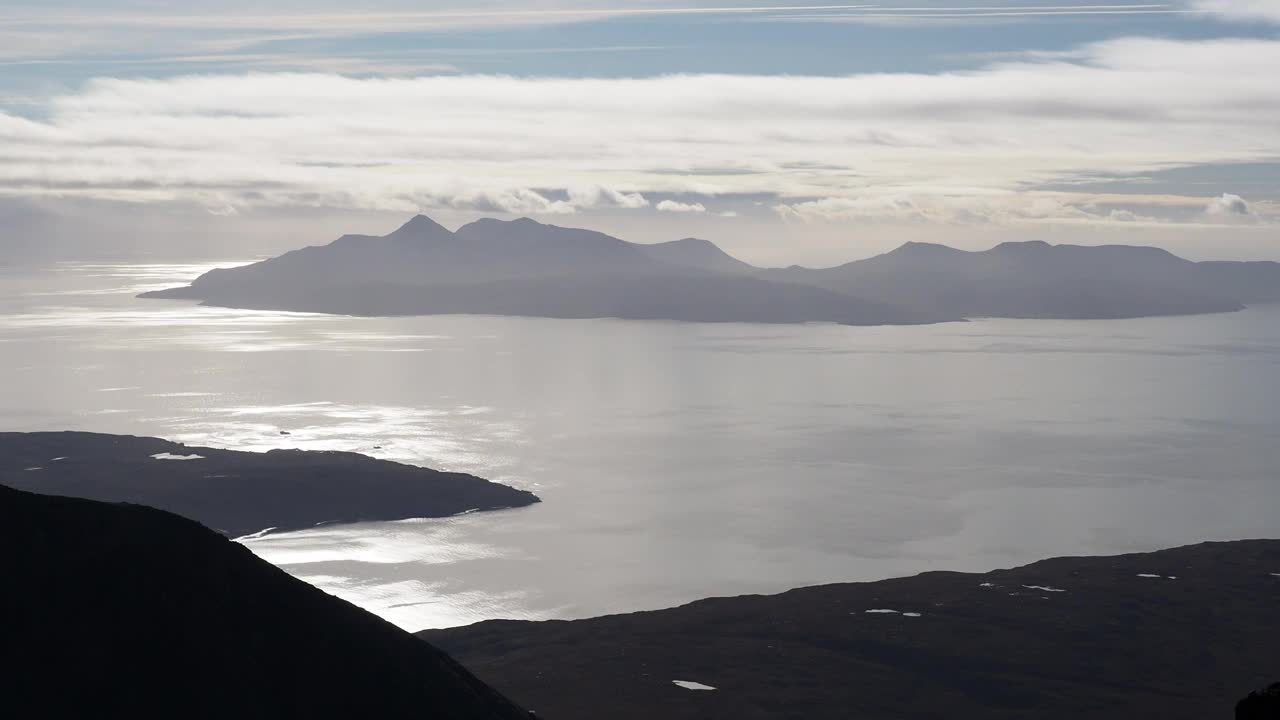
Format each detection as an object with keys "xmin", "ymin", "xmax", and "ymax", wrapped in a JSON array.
[
  {"xmin": 1, "ymin": 1, "xmax": 1278, "ymax": 263},
  {"xmin": 4, "ymin": 2, "xmax": 1273, "ymax": 84}
]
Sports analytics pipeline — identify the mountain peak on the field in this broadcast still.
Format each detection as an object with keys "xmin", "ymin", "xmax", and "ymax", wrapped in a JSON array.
[
  {"xmin": 886, "ymin": 241, "xmax": 963, "ymax": 257},
  {"xmin": 990, "ymin": 240, "xmax": 1052, "ymax": 253},
  {"xmin": 457, "ymin": 216, "xmax": 548, "ymax": 234},
  {"xmin": 388, "ymin": 214, "xmax": 451, "ymax": 239},
  {"xmin": 638, "ymin": 237, "xmax": 756, "ymax": 273}
]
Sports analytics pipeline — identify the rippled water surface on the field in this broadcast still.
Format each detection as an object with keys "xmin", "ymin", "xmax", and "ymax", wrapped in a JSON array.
[{"xmin": 3, "ymin": 262, "xmax": 1278, "ymax": 630}]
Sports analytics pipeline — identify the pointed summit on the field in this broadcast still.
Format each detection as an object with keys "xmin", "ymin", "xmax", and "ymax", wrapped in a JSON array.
[
  {"xmin": 885, "ymin": 241, "xmax": 965, "ymax": 257},
  {"xmin": 990, "ymin": 240, "xmax": 1052, "ymax": 253},
  {"xmin": 388, "ymin": 214, "xmax": 451, "ymax": 241}
]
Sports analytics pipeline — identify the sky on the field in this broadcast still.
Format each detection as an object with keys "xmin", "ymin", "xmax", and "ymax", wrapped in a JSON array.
[{"xmin": 1, "ymin": 0, "xmax": 1278, "ymax": 265}]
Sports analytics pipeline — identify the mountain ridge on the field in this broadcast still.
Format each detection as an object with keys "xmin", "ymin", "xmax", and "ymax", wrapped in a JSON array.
[
  {"xmin": 144, "ymin": 215, "xmax": 953, "ymax": 326},
  {"xmin": 143, "ymin": 214, "xmax": 1280, "ymax": 323}
]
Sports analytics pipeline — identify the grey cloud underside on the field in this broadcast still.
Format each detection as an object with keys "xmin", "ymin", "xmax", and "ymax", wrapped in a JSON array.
[{"xmin": 142, "ymin": 215, "xmax": 1280, "ymax": 324}]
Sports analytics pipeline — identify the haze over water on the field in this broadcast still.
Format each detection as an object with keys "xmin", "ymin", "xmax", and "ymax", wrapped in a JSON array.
[{"xmin": 3, "ymin": 261, "xmax": 1278, "ymax": 630}]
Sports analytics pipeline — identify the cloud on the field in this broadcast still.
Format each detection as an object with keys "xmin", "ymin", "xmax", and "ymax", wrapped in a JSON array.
[
  {"xmin": 0, "ymin": 3, "xmax": 1213, "ymax": 64},
  {"xmin": 568, "ymin": 185, "xmax": 649, "ymax": 209},
  {"xmin": 763, "ymin": 5, "xmax": 1194, "ymax": 26},
  {"xmin": 1190, "ymin": 0, "xmax": 1280, "ymax": 23},
  {"xmin": 435, "ymin": 188, "xmax": 578, "ymax": 215},
  {"xmin": 1, "ymin": 36, "xmax": 1278, "ymax": 226},
  {"xmin": 773, "ymin": 193, "xmax": 1168, "ymax": 226},
  {"xmin": 1106, "ymin": 208, "xmax": 1141, "ymax": 221},
  {"xmin": 656, "ymin": 199, "xmax": 707, "ymax": 212},
  {"xmin": 1205, "ymin": 192, "xmax": 1251, "ymax": 216},
  {"xmin": 0, "ymin": 3, "xmax": 893, "ymax": 60}
]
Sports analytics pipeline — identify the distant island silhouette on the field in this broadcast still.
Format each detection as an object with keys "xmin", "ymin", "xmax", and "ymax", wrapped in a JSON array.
[
  {"xmin": 0, "ymin": 432, "xmax": 538, "ymax": 537},
  {"xmin": 1, "ymin": 484, "xmax": 534, "ymax": 718},
  {"xmin": 426, "ymin": 539, "xmax": 1280, "ymax": 720},
  {"xmin": 760, "ymin": 240, "xmax": 1280, "ymax": 320},
  {"xmin": 141, "ymin": 214, "xmax": 1280, "ymax": 324},
  {"xmin": 141, "ymin": 215, "xmax": 948, "ymax": 325}
]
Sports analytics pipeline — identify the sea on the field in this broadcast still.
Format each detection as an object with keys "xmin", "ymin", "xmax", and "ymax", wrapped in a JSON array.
[{"xmin": 2, "ymin": 260, "xmax": 1277, "ymax": 630}]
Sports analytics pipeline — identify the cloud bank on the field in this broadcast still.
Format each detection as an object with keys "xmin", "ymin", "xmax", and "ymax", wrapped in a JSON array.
[{"xmin": 1, "ymin": 36, "xmax": 1278, "ymax": 225}]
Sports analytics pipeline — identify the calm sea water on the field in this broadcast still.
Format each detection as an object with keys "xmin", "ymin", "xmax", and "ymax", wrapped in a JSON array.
[{"xmin": 2, "ymin": 261, "xmax": 1278, "ymax": 630}]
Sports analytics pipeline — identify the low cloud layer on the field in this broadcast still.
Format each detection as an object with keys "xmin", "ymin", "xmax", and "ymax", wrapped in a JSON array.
[{"xmin": 1, "ymin": 35, "xmax": 1278, "ymax": 227}]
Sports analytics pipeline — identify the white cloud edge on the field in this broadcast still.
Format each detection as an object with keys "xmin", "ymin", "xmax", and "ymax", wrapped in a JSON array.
[{"xmin": 656, "ymin": 199, "xmax": 707, "ymax": 213}]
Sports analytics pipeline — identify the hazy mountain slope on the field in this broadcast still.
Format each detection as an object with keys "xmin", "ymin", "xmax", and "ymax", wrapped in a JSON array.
[
  {"xmin": 0, "ymin": 432, "xmax": 538, "ymax": 537},
  {"xmin": 0, "ymin": 484, "xmax": 534, "ymax": 719},
  {"xmin": 142, "ymin": 215, "xmax": 956, "ymax": 325},
  {"xmin": 636, "ymin": 237, "xmax": 757, "ymax": 274},
  {"xmin": 761, "ymin": 241, "xmax": 1248, "ymax": 320},
  {"xmin": 151, "ymin": 273, "xmax": 942, "ymax": 325},
  {"xmin": 425, "ymin": 540, "xmax": 1280, "ymax": 720},
  {"xmin": 157, "ymin": 215, "xmax": 671, "ymax": 295},
  {"xmin": 452, "ymin": 217, "xmax": 676, "ymax": 279},
  {"xmin": 1195, "ymin": 260, "xmax": 1280, "ymax": 303}
]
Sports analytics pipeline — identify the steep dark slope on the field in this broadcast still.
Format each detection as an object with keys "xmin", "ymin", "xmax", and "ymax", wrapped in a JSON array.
[
  {"xmin": 141, "ymin": 215, "xmax": 955, "ymax": 325},
  {"xmin": 0, "ymin": 484, "xmax": 534, "ymax": 719},
  {"xmin": 761, "ymin": 241, "xmax": 1248, "ymax": 320},
  {"xmin": 425, "ymin": 540, "xmax": 1280, "ymax": 720},
  {"xmin": 0, "ymin": 432, "xmax": 538, "ymax": 537}
]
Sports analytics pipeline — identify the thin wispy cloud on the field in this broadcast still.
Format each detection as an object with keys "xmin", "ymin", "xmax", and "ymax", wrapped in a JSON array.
[
  {"xmin": 1191, "ymin": 0, "xmax": 1280, "ymax": 23},
  {"xmin": 1, "ymin": 4, "xmax": 884, "ymax": 33},
  {"xmin": 0, "ymin": 2, "xmax": 1193, "ymax": 62},
  {"xmin": 759, "ymin": 3, "xmax": 1191, "ymax": 24}
]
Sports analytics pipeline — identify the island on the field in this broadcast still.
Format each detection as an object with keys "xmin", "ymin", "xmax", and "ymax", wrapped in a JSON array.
[
  {"xmin": 142, "ymin": 214, "xmax": 1280, "ymax": 324},
  {"xmin": 1, "ymin": 483, "xmax": 534, "ymax": 718},
  {"xmin": 424, "ymin": 539, "xmax": 1280, "ymax": 720},
  {"xmin": 761, "ymin": 240, "xmax": 1280, "ymax": 320},
  {"xmin": 0, "ymin": 431, "xmax": 539, "ymax": 537},
  {"xmin": 139, "ymin": 215, "xmax": 957, "ymax": 326}
]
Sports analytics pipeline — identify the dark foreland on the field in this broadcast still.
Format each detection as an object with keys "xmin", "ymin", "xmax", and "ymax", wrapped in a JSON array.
[
  {"xmin": 142, "ymin": 214, "xmax": 1280, "ymax": 324},
  {"xmin": 0, "ymin": 431, "xmax": 538, "ymax": 537},
  {"xmin": 0, "ymin": 484, "xmax": 534, "ymax": 719},
  {"xmin": 424, "ymin": 540, "xmax": 1280, "ymax": 720}
]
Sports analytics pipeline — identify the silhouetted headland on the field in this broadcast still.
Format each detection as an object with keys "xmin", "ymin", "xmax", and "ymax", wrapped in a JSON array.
[
  {"xmin": 424, "ymin": 539, "xmax": 1280, "ymax": 720},
  {"xmin": 0, "ymin": 484, "xmax": 535, "ymax": 718},
  {"xmin": 142, "ymin": 214, "xmax": 1280, "ymax": 323},
  {"xmin": 761, "ymin": 240, "xmax": 1280, "ymax": 320},
  {"xmin": 0, "ymin": 431, "xmax": 538, "ymax": 537},
  {"xmin": 140, "ymin": 215, "xmax": 956, "ymax": 325}
]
